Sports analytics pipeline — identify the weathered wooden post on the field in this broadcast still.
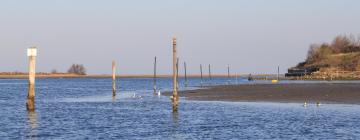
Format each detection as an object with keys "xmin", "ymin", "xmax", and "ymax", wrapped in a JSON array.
[
  {"xmin": 227, "ymin": 65, "xmax": 230, "ymax": 84},
  {"xmin": 26, "ymin": 47, "xmax": 37, "ymax": 111},
  {"xmin": 153, "ymin": 56, "xmax": 157, "ymax": 94},
  {"xmin": 184, "ymin": 62, "xmax": 188, "ymax": 87},
  {"xmin": 277, "ymin": 66, "xmax": 280, "ymax": 81},
  {"xmin": 176, "ymin": 58, "xmax": 179, "ymax": 91},
  {"xmin": 112, "ymin": 61, "xmax": 116, "ymax": 97},
  {"xmin": 172, "ymin": 37, "xmax": 179, "ymax": 112},
  {"xmin": 200, "ymin": 64, "xmax": 203, "ymax": 86},
  {"xmin": 208, "ymin": 64, "xmax": 212, "ymax": 80}
]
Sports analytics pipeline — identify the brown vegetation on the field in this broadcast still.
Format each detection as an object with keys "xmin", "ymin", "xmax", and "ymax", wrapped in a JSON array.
[
  {"xmin": 296, "ymin": 34, "xmax": 360, "ymax": 71},
  {"xmin": 67, "ymin": 64, "xmax": 87, "ymax": 75}
]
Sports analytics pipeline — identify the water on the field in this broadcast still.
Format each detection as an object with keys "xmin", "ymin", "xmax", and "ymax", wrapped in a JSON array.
[{"xmin": 0, "ymin": 78, "xmax": 360, "ymax": 139}]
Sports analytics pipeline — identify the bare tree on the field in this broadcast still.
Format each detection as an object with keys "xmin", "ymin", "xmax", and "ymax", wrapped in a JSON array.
[
  {"xmin": 51, "ymin": 69, "xmax": 58, "ymax": 74},
  {"xmin": 67, "ymin": 64, "xmax": 86, "ymax": 75},
  {"xmin": 306, "ymin": 44, "xmax": 320, "ymax": 63},
  {"xmin": 331, "ymin": 35, "xmax": 351, "ymax": 53}
]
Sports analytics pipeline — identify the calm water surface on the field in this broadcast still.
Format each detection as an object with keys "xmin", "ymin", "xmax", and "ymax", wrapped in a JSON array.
[{"xmin": 0, "ymin": 78, "xmax": 359, "ymax": 139}]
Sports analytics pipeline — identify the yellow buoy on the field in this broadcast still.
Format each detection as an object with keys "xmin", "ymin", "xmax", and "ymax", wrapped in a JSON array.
[{"xmin": 271, "ymin": 80, "xmax": 278, "ymax": 83}]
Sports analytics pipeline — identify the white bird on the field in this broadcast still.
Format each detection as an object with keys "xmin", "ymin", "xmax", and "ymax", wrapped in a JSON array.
[
  {"xmin": 133, "ymin": 93, "xmax": 136, "ymax": 98},
  {"xmin": 157, "ymin": 90, "xmax": 161, "ymax": 96},
  {"xmin": 303, "ymin": 102, "xmax": 308, "ymax": 107}
]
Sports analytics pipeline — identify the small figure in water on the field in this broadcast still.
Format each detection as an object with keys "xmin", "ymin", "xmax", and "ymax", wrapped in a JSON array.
[
  {"xmin": 316, "ymin": 101, "xmax": 321, "ymax": 106},
  {"xmin": 157, "ymin": 90, "xmax": 161, "ymax": 97},
  {"xmin": 248, "ymin": 74, "xmax": 253, "ymax": 81},
  {"xmin": 303, "ymin": 102, "xmax": 308, "ymax": 107}
]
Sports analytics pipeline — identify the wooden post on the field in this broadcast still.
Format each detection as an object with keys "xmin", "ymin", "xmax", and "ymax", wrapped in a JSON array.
[
  {"xmin": 227, "ymin": 65, "xmax": 230, "ymax": 84},
  {"xmin": 208, "ymin": 64, "xmax": 212, "ymax": 80},
  {"xmin": 277, "ymin": 66, "xmax": 280, "ymax": 81},
  {"xmin": 112, "ymin": 61, "xmax": 116, "ymax": 96},
  {"xmin": 26, "ymin": 47, "xmax": 37, "ymax": 111},
  {"xmin": 172, "ymin": 37, "xmax": 179, "ymax": 112},
  {"xmin": 176, "ymin": 58, "xmax": 179, "ymax": 91},
  {"xmin": 184, "ymin": 62, "xmax": 188, "ymax": 87},
  {"xmin": 200, "ymin": 64, "xmax": 203, "ymax": 86},
  {"xmin": 153, "ymin": 56, "xmax": 157, "ymax": 94}
]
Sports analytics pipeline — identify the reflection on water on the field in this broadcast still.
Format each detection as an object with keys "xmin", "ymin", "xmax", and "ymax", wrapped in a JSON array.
[
  {"xmin": 26, "ymin": 111, "xmax": 38, "ymax": 139},
  {"xmin": 172, "ymin": 111, "xmax": 179, "ymax": 124},
  {"xmin": 112, "ymin": 96, "xmax": 116, "ymax": 102},
  {"xmin": 171, "ymin": 111, "xmax": 180, "ymax": 139}
]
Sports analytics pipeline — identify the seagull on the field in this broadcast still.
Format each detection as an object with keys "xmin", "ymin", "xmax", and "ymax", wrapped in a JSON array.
[
  {"xmin": 157, "ymin": 90, "xmax": 161, "ymax": 96},
  {"xmin": 316, "ymin": 101, "xmax": 321, "ymax": 106}
]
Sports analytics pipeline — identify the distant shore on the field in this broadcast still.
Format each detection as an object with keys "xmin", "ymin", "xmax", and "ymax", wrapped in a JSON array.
[
  {"xmin": 0, "ymin": 74, "xmax": 247, "ymax": 79},
  {"xmin": 164, "ymin": 83, "xmax": 360, "ymax": 105}
]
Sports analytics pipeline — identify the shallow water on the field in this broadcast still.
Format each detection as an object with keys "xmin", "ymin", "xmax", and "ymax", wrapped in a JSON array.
[{"xmin": 0, "ymin": 78, "xmax": 360, "ymax": 139}]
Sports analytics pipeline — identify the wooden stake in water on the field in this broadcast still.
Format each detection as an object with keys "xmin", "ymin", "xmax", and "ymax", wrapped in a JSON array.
[
  {"xmin": 208, "ymin": 64, "xmax": 212, "ymax": 80},
  {"xmin": 200, "ymin": 64, "xmax": 203, "ymax": 86},
  {"xmin": 112, "ymin": 61, "xmax": 116, "ymax": 97},
  {"xmin": 176, "ymin": 58, "xmax": 179, "ymax": 91},
  {"xmin": 153, "ymin": 56, "xmax": 157, "ymax": 94},
  {"xmin": 277, "ymin": 66, "xmax": 280, "ymax": 81},
  {"xmin": 26, "ymin": 47, "xmax": 37, "ymax": 111},
  {"xmin": 172, "ymin": 37, "xmax": 179, "ymax": 112},
  {"xmin": 184, "ymin": 62, "xmax": 188, "ymax": 87},
  {"xmin": 227, "ymin": 65, "xmax": 230, "ymax": 84}
]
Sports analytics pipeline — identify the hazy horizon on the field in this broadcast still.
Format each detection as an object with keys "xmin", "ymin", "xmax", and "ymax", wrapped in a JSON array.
[{"xmin": 1, "ymin": 0, "xmax": 360, "ymax": 75}]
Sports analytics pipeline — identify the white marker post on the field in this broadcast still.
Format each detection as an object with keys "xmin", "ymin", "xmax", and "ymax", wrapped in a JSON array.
[{"xmin": 27, "ymin": 47, "xmax": 37, "ymax": 111}]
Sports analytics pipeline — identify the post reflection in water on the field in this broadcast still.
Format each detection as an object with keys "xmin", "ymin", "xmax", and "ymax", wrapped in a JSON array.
[
  {"xmin": 172, "ymin": 111, "xmax": 179, "ymax": 124},
  {"xmin": 170, "ymin": 111, "xmax": 180, "ymax": 139},
  {"xmin": 27, "ymin": 111, "xmax": 38, "ymax": 139},
  {"xmin": 112, "ymin": 95, "xmax": 116, "ymax": 102}
]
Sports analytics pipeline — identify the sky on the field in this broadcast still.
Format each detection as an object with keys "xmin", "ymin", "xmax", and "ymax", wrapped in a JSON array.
[{"xmin": 1, "ymin": 0, "xmax": 360, "ymax": 75}]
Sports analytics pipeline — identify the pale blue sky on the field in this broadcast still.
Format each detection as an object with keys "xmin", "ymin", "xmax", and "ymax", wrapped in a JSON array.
[{"xmin": 1, "ymin": 0, "xmax": 360, "ymax": 75}]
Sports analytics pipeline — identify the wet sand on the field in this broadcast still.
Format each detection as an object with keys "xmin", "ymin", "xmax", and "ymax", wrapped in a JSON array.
[{"xmin": 164, "ymin": 83, "xmax": 360, "ymax": 104}]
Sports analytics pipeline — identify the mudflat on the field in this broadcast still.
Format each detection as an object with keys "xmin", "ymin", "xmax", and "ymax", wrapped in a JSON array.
[{"xmin": 164, "ymin": 83, "xmax": 360, "ymax": 104}]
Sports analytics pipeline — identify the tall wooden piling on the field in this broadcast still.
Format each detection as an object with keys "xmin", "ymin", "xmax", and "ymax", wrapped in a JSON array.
[
  {"xmin": 227, "ymin": 65, "xmax": 230, "ymax": 84},
  {"xmin": 277, "ymin": 66, "xmax": 280, "ymax": 81},
  {"xmin": 176, "ymin": 58, "xmax": 179, "ymax": 91},
  {"xmin": 200, "ymin": 64, "xmax": 203, "ymax": 85},
  {"xmin": 112, "ymin": 61, "xmax": 116, "ymax": 96},
  {"xmin": 184, "ymin": 62, "xmax": 188, "ymax": 87},
  {"xmin": 26, "ymin": 47, "xmax": 37, "ymax": 111},
  {"xmin": 208, "ymin": 64, "xmax": 212, "ymax": 80},
  {"xmin": 172, "ymin": 37, "xmax": 179, "ymax": 112},
  {"xmin": 153, "ymin": 56, "xmax": 157, "ymax": 94}
]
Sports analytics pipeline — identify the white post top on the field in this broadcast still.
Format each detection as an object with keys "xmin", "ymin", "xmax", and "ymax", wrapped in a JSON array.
[{"xmin": 27, "ymin": 47, "xmax": 37, "ymax": 57}]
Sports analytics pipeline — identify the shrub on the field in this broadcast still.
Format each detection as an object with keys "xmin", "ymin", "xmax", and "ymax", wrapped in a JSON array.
[{"xmin": 67, "ymin": 64, "xmax": 86, "ymax": 75}]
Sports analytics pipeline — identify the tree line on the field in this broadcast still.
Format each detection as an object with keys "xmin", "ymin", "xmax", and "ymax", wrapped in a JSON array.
[{"xmin": 51, "ymin": 64, "xmax": 87, "ymax": 75}]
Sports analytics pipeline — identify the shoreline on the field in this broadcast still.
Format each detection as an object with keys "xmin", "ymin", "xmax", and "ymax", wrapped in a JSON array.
[
  {"xmin": 164, "ymin": 83, "xmax": 360, "ymax": 105},
  {"xmin": 0, "ymin": 74, "xmax": 246, "ymax": 79}
]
